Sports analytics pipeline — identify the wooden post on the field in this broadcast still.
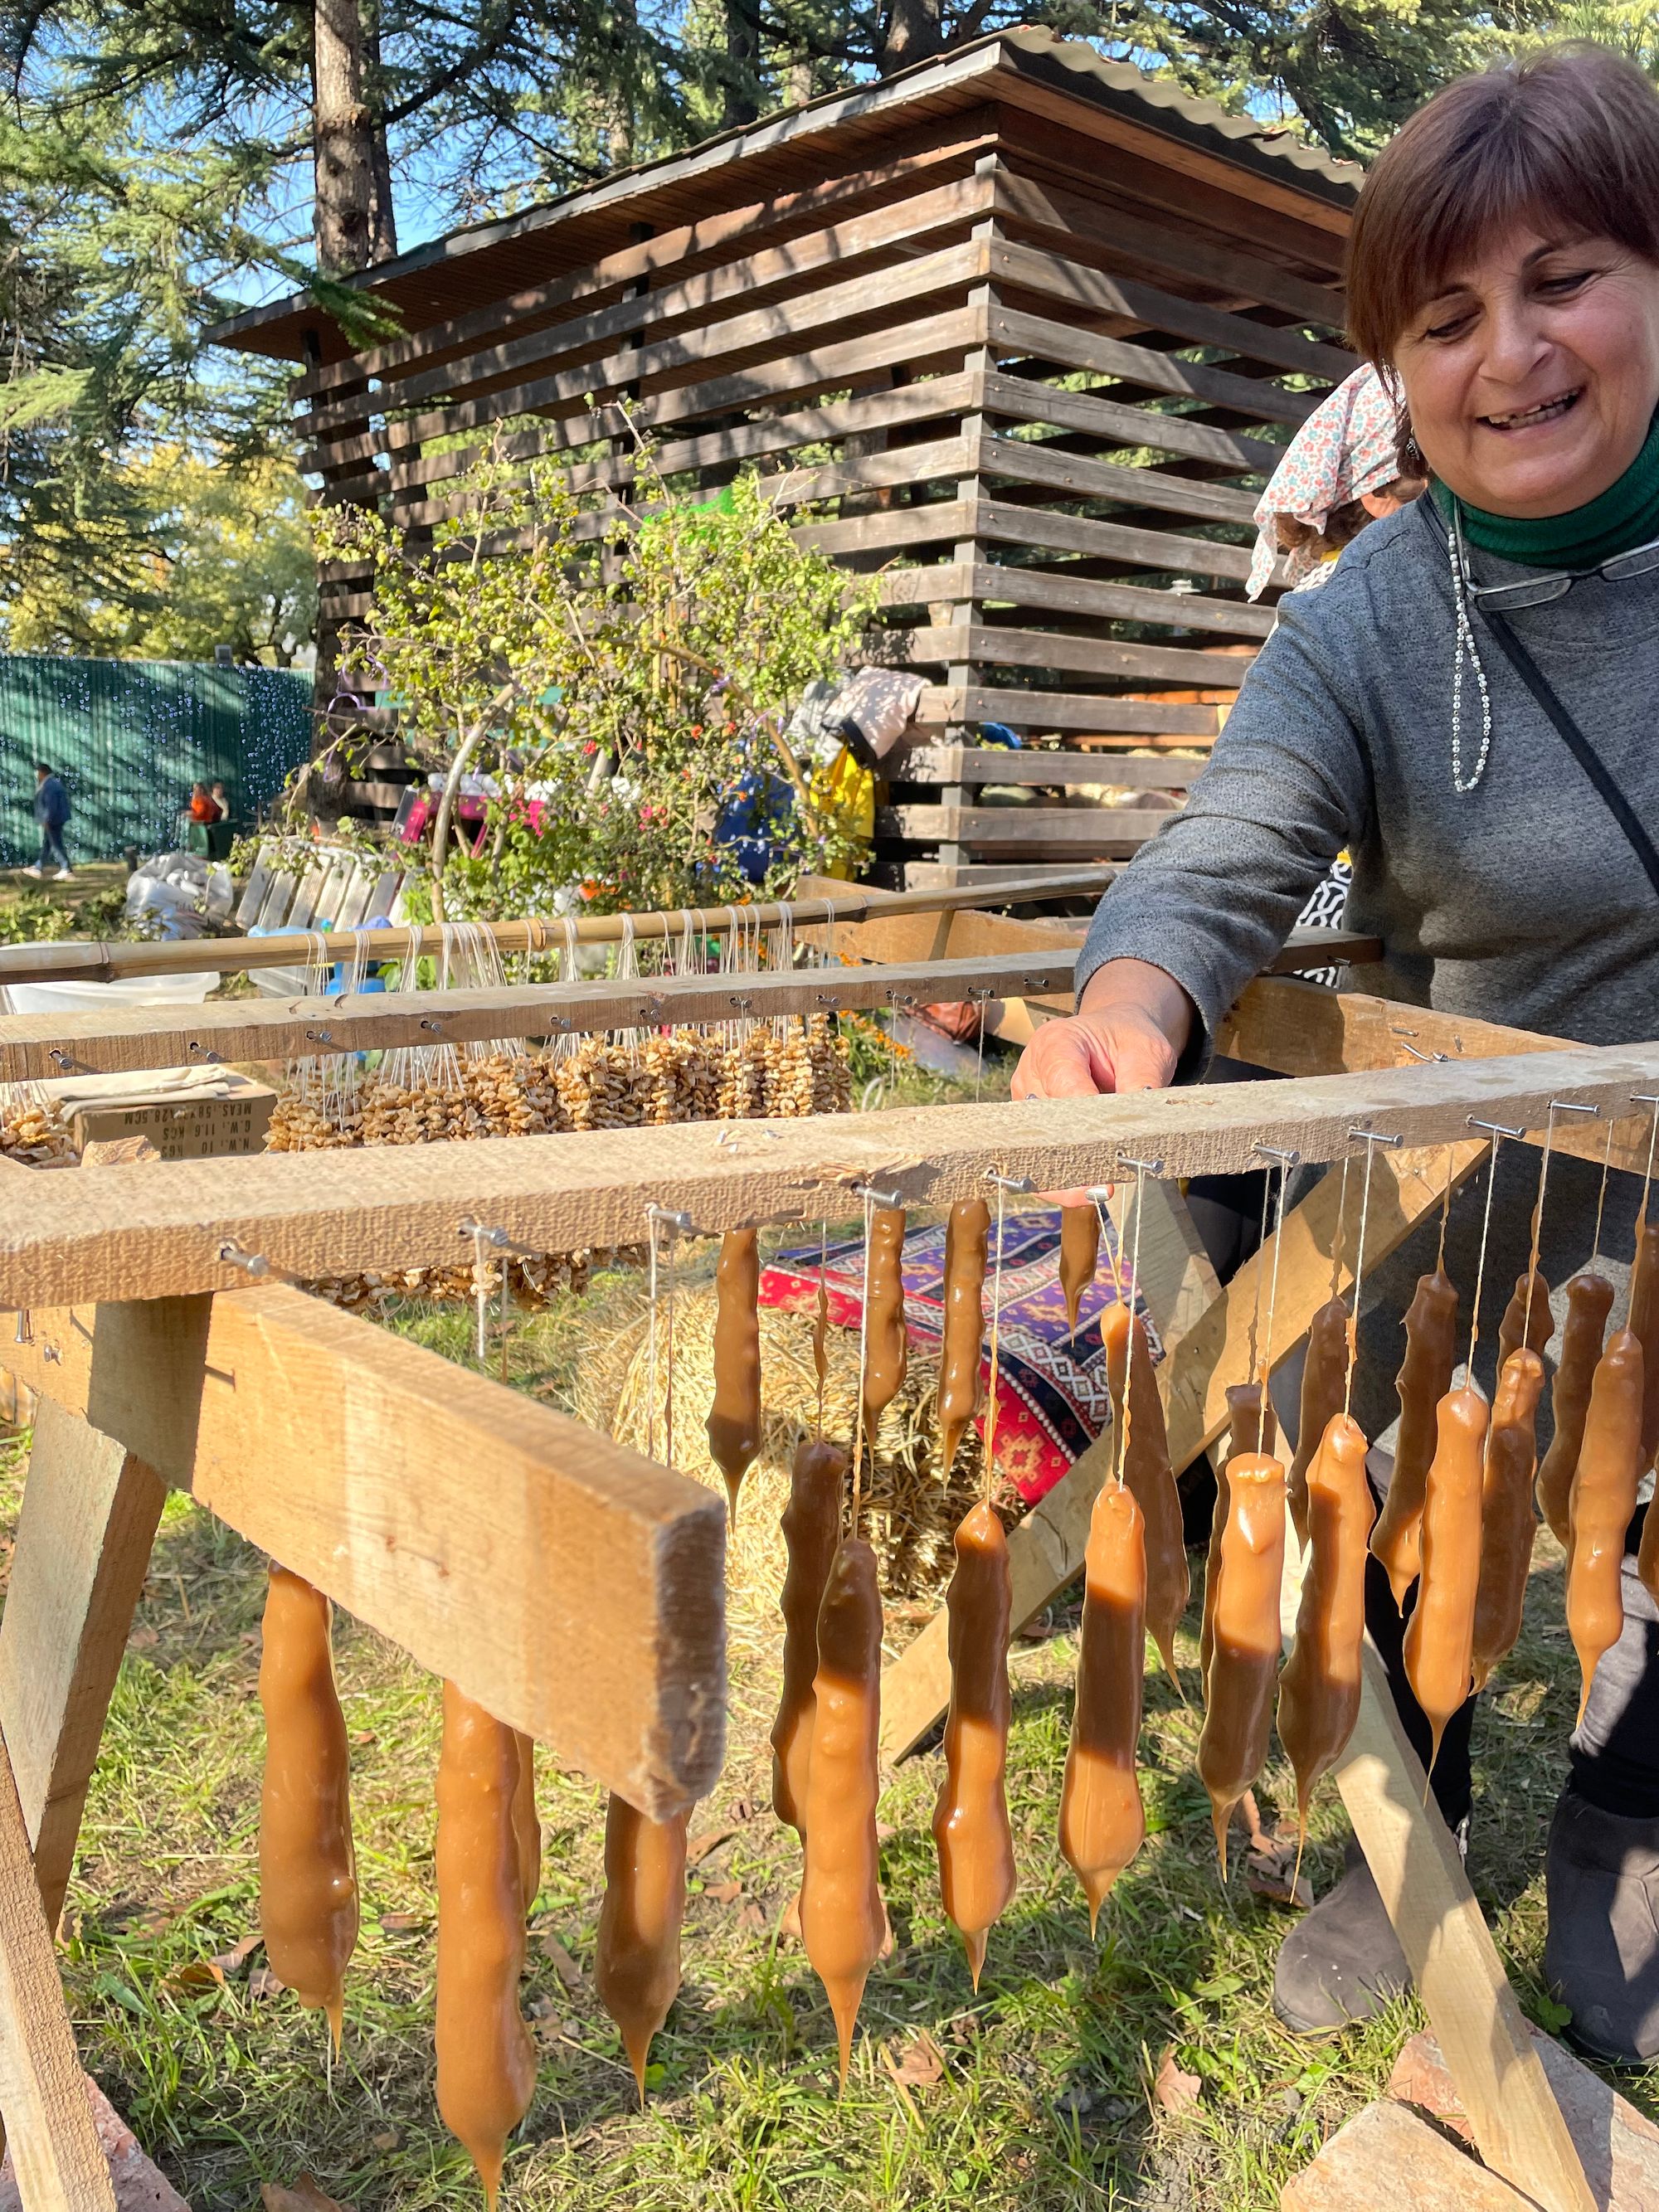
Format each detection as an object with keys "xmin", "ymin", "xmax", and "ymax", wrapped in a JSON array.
[
  {"xmin": 0, "ymin": 1733, "xmax": 117, "ymax": 2210},
  {"xmin": 0, "ymin": 1400, "xmax": 165, "ymax": 1931}
]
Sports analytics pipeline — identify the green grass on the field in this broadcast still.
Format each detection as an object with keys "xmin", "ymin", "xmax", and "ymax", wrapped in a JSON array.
[{"xmin": 0, "ymin": 1402, "xmax": 1635, "ymax": 2212}]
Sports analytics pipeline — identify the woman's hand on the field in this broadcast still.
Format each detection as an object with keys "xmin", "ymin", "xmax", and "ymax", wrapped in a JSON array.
[{"xmin": 1011, "ymin": 960, "xmax": 1195, "ymax": 1203}]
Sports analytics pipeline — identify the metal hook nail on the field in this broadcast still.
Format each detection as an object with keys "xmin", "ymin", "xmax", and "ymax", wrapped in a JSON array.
[
  {"xmin": 304, "ymin": 1028, "xmax": 333, "ymax": 1045},
  {"xmin": 851, "ymin": 1183, "xmax": 906, "ymax": 1208},
  {"xmin": 1347, "ymin": 1127, "xmax": 1403, "ymax": 1147},
  {"xmin": 1396, "ymin": 1041, "xmax": 1449, "ymax": 1063},
  {"xmin": 645, "ymin": 1205, "xmax": 695, "ymax": 1236},
  {"xmin": 985, "ymin": 1171, "xmax": 1036, "ymax": 1193},
  {"xmin": 1467, "ymin": 1117, "xmax": 1525, "ymax": 1139},
  {"xmin": 419, "ymin": 1018, "xmax": 444, "ymax": 1034},
  {"xmin": 1112, "ymin": 1154, "xmax": 1165, "ymax": 1176},
  {"xmin": 217, "ymin": 1239, "xmax": 272, "ymax": 1278},
  {"xmin": 1253, "ymin": 1144, "xmax": 1301, "ymax": 1165},
  {"xmin": 1547, "ymin": 1100, "xmax": 1601, "ymax": 1116},
  {"xmin": 46, "ymin": 1050, "xmax": 73, "ymax": 1072},
  {"xmin": 12, "ymin": 1309, "xmax": 30, "ymax": 1346}
]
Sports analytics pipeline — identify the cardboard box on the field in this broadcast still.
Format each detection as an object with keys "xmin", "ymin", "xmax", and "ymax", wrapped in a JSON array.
[{"xmin": 47, "ymin": 1069, "xmax": 277, "ymax": 1162}]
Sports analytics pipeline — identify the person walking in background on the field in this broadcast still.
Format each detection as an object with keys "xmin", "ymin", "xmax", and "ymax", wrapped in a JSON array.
[
  {"xmin": 26, "ymin": 762, "xmax": 72, "ymax": 880},
  {"xmin": 209, "ymin": 780, "xmax": 231, "ymax": 825},
  {"xmin": 188, "ymin": 781, "xmax": 218, "ymax": 824}
]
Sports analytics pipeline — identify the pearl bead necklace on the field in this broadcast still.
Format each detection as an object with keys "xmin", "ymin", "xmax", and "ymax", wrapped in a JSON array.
[{"xmin": 1447, "ymin": 512, "xmax": 1493, "ymax": 794}]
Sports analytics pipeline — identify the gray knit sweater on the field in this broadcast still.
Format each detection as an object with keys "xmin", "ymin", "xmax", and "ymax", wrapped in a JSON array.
[{"xmin": 1078, "ymin": 494, "xmax": 1659, "ymax": 1057}]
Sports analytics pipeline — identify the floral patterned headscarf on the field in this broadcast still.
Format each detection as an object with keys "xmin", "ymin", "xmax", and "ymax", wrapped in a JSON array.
[{"xmin": 1246, "ymin": 366, "xmax": 1404, "ymax": 600}]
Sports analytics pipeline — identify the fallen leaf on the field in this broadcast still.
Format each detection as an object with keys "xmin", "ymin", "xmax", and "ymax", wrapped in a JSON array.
[
  {"xmin": 208, "ymin": 1933, "xmax": 263, "ymax": 1979},
  {"xmin": 248, "ymin": 1964, "xmax": 286, "ymax": 2001},
  {"xmin": 350, "ymin": 1729, "xmax": 378, "ymax": 1748},
  {"xmin": 127, "ymin": 1625, "xmax": 158, "ymax": 1651},
  {"xmin": 1152, "ymin": 2048, "xmax": 1202, "ymax": 2115},
  {"xmin": 1244, "ymin": 1849, "xmax": 1312, "ymax": 1911},
  {"xmin": 540, "ymin": 1934, "xmax": 586, "ymax": 1991},
  {"xmin": 776, "ymin": 1893, "xmax": 802, "ymax": 1943},
  {"xmin": 887, "ymin": 2030, "xmax": 944, "ymax": 2088},
  {"xmin": 736, "ymin": 1902, "xmax": 766, "ymax": 1934},
  {"xmin": 370, "ymin": 2132, "xmax": 399, "ymax": 2153},
  {"xmin": 685, "ymin": 1823, "xmax": 741, "ymax": 1867},
  {"xmin": 703, "ymin": 1880, "xmax": 742, "ymax": 1906},
  {"xmin": 260, "ymin": 2179, "xmax": 353, "ymax": 2212},
  {"xmin": 378, "ymin": 1912, "xmax": 425, "ymax": 1932},
  {"xmin": 168, "ymin": 1961, "xmax": 226, "ymax": 1993}
]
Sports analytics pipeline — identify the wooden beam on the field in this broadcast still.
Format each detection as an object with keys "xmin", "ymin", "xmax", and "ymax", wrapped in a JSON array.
[
  {"xmin": 877, "ymin": 805, "xmax": 1175, "ymax": 848},
  {"xmin": 0, "ymin": 1401, "xmax": 164, "ymax": 1929},
  {"xmin": 5, "ymin": 1043, "xmax": 1657, "ymax": 1310},
  {"xmin": 893, "ymin": 747, "xmax": 1204, "ymax": 787},
  {"xmin": 0, "ymin": 1732, "xmax": 118, "ymax": 2210},
  {"xmin": 1335, "ymin": 1646, "xmax": 1595, "ymax": 2212},
  {"xmin": 878, "ymin": 1137, "xmax": 1486, "ymax": 1757},
  {"xmin": 0, "ymin": 951, "xmax": 1084, "ymax": 1083},
  {"xmin": 0, "ymin": 1290, "xmax": 724, "ymax": 1821},
  {"xmin": 1221, "ymin": 977, "xmax": 1571, "ymax": 1080}
]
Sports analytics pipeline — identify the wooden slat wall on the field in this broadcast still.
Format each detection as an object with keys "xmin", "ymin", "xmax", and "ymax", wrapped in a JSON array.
[{"xmin": 292, "ymin": 65, "xmax": 1351, "ymax": 884}]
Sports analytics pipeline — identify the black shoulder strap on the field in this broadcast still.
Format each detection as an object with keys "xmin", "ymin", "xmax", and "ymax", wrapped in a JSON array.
[{"xmin": 1481, "ymin": 605, "xmax": 1659, "ymax": 901}]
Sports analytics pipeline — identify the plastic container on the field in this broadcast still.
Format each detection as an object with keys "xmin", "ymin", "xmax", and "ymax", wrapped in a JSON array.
[{"xmin": 4, "ymin": 972, "xmax": 216, "ymax": 1014}]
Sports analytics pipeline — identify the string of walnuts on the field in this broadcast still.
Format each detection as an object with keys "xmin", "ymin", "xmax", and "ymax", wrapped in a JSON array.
[
  {"xmin": 270, "ymin": 1016, "xmax": 852, "ymax": 1309},
  {"xmin": 0, "ymin": 1094, "xmax": 74, "ymax": 1166}
]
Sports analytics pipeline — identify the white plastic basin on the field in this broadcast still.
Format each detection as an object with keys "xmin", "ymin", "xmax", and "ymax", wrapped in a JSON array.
[{"xmin": 3, "ymin": 972, "xmax": 218, "ymax": 1014}]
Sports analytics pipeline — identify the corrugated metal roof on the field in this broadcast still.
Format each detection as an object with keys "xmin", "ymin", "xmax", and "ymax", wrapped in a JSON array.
[{"xmin": 212, "ymin": 30, "xmax": 1357, "ymax": 362}]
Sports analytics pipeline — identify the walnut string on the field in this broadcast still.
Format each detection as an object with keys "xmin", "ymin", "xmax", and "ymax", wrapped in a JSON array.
[
  {"xmin": 851, "ymin": 1190, "xmax": 875, "ymax": 1539},
  {"xmin": 1438, "ymin": 1150, "xmax": 1453, "ymax": 1272},
  {"xmin": 816, "ymin": 1220, "xmax": 830, "ymax": 1441},
  {"xmin": 1593, "ymin": 1112, "xmax": 1617, "ymax": 1267},
  {"xmin": 1258, "ymin": 1159, "xmax": 1291, "ymax": 1402},
  {"xmin": 1341, "ymin": 1140, "xmax": 1381, "ymax": 1422},
  {"xmin": 983, "ymin": 1177, "xmax": 1008, "ymax": 1504},
  {"xmin": 1117, "ymin": 1164, "xmax": 1149, "ymax": 1491},
  {"xmin": 1246, "ymin": 1170, "xmax": 1272, "ymax": 1384},
  {"xmin": 1466, "ymin": 1133, "xmax": 1506, "ymax": 1378},
  {"xmin": 646, "ymin": 1211, "xmax": 664, "ymax": 1464},
  {"xmin": 1330, "ymin": 1155, "xmax": 1351, "ymax": 1304},
  {"xmin": 1522, "ymin": 1107, "xmax": 1566, "ymax": 1349}
]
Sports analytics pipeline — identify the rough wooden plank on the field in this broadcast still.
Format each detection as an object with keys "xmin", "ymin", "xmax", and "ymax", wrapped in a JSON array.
[
  {"xmin": 973, "ymin": 496, "xmax": 1256, "ymax": 584},
  {"xmin": 0, "ymin": 1733, "xmax": 118, "ymax": 2210},
  {"xmin": 990, "ymin": 306, "xmax": 1321, "ymax": 425},
  {"xmin": 0, "ymin": 1402, "xmax": 164, "ymax": 1929},
  {"xmin": 0, "ymin": 950, "xmax": 1082, "ymax": 1082},
  {"xmin": 6, "ymin": 1044, "xmax": 1657, "ymax": 1311},
  {"xmin": 889, "ymin": 626, "xmax": 1250, "ymax": 688},
  {"xmin": 911, "ymin": 685, "xmax": 1225, "ymax": 733},
  {"xmin": 990, "ymin": 170, "xmax": 1347, "ymax": 332},
  {"xmin": 895, "ymin": 746, "xmax": 1204, "ymax": 786},
  {"xmin": 878, "ymin": 1138, "xmax": 1485, "ymax": 1758},
  {"xmin": 878, "ymin": 805, "xmax": 1175, "ymax": 846},
  {"xmin": 991, "ymin": 239, "xmax": 1356, "ymax": 383},
  {"xmin": 1331, "ymin": 1650, "xmax": 1594, "ymax": 2212},
  {"xmin": 975, "ymin": 433, "xmax": 1260, "ymax": 525},
  {"xmin": 1, "ymin": 1290, "xmax": 724, "ymax": 1820},
  {"xmin": 875, "ymin": 561, "xmax": 1276, "ymax": 639},
  {"xmin": 978, "ymin": 367, "xmax": 1286, "ymax": 475}
]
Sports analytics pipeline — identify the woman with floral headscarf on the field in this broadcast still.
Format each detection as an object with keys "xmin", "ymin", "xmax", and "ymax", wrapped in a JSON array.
[{"xmin": 1247, "ymin": 366, "xmax": 1427, "ymax": 605}]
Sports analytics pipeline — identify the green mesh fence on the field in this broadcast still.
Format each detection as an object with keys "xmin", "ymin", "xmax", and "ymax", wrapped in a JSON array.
[{"xmin": 0, "ymin": 655, "xmax": 312, "ymax": 865}]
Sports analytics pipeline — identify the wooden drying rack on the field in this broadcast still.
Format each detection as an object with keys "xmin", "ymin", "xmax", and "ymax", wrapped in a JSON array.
[{"xmin": 0, "ymin": 926, "xmax": 1617, "ymax": 2212}]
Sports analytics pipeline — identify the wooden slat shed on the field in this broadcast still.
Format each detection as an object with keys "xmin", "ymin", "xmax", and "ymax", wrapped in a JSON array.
[{"xmin": 213, "ymin": 30, "xmax": 1360, "ymax": 884}]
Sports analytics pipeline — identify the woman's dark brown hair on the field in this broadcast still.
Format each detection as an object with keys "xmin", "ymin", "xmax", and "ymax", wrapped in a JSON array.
[{"xmin": 1348, "ymin": 45, "xmax": 1659, "ymax": 369}]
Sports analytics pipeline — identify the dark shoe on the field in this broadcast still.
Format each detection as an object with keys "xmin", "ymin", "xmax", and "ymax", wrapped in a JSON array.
[
  {"xmin": 1272, "ymin": 1840, "xmax": 1412, "ymax": 2034},
  {"xmin": 1545, "ymin": 1782, "xmax": 1659, "ymax": 2064}
]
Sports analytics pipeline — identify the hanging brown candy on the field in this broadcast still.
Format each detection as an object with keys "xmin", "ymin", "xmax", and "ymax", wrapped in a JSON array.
[
  {"xmin": 1200, "ymin": 1382, "xmax": 1274, "ymax": 1688},
  {"xmin": 258, "ymin": 1566, "xmax": 358, "ymax": 2051},
  {"xmin": 1197, "ymin": 1453, "xmax": 1287, "ymax": 1874},
  {"xmin": 435, "ymin": 1685, "xmax": 537, "ymax": 2205},
  {"xmin": 594, "ymin": 1793, "xmax": 688, "ymax": 2103},
  {"xmin": 1402, "ymin": 1386, "xmax": 1489, "ymax": 1774},
  {"xmin": 1278, "ymin": 1414, "xmax": 1373, "ymax": 1830},
  {"xmin": 861, "ymin": 1208, "xmax": 909, "ymax": 1444},
  {"xmin": 1471, "ymin": 1350, "xmax": 1546, "ymax": 1692},
  {"xmin": 932, "ymin": 1500, "xmax": 1016, "ymax": 1986},
  {"xmin": 707, "ymin": 1228, "xmax": 762, "ymax": 1526},
  {"xmin": 1058, "ymin": 1204, "xmax": 1101, "ymax": 1334},
  {"xmin": 1059, "ymin": 1482, "xmax": 1146, "ymax": 1930},
  {"xmin": 1537, "ymin": 1271, "xmax": 1615, "ymax": 1544},
  {"xmin": 937, "ymin": 1199, "xmax": 990, "ymax": 1475},
  {"xmin": 1370, "ymin": 1267, "xmax": 1460, "ymax": 1608},
  {"xmin": 1287, "ymin": 1297, "xmax": 1350, "ymax": 1547},
  {"xmin": 1629, "ymin": 1210, "xmax": 1659, "ymax": 1465},
  {"xmin": 800, "ymin": 1539, "xmax": 887, "ymax": 2088},
  {"xmin": 1496, "ymin": 1267, "xmax": 1553, "ymax": 1370},
  {"xmin": 1100, "ymin": 1299, "xmax": 1188, "ymax": 1686},
  {"xmin": 770, "ymin": 1438, "xmax": 849, "ymax": 1833},
  {"xmin": 1568, "ymin": 1329, "xmax": 1645, "ymax": 1723}
]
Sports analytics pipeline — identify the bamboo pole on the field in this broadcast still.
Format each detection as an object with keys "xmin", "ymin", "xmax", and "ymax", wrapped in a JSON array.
[{"xmin": 0, "ymin": 869, "xmax": 1116, "ymax": 986}]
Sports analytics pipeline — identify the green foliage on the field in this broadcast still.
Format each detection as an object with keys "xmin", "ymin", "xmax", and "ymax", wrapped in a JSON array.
[{"xmin": 314, "ymin": 428, "xmax": 878, "ymax": 914}]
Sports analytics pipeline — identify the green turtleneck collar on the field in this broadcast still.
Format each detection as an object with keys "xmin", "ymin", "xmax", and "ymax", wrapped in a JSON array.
[{"xmin": 1432, "ymin": 411, "xmax": 1659, "ymax": 571}]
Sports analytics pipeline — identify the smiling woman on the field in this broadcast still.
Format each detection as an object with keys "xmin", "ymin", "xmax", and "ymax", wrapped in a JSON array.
[{"xmin": 1011, "ymin": 43, "xmax": 1659, "ymax": 2069}]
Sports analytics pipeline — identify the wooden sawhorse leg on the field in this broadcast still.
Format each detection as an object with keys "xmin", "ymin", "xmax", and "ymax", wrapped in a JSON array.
[{"xmin": 0, "ymin": 1397, "xmax": 164, "ymax": 1932}]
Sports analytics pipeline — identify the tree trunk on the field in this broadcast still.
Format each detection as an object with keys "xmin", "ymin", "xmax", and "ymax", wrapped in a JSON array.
[
  {"xmin": 362, "ymin": 0, "xmax": 398, "ymax": 261},
  {"xmin": 722, "ymin": 0, "xmax": 761, "ymax": 128},
  {"xmin": 312, "ymin": 0, "xmax": 375, "ymax": 275},
  {"xmin": 879, "ymin": 0, "xmax": 944, "ymax": 75}
]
